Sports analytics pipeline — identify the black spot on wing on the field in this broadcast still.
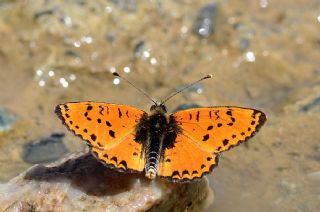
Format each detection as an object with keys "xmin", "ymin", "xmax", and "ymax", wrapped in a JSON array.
[
  {"xmin": 207, "ymin": 125, "xmax": 213, "ymax": 130},
  {"xmin": 196, "ymin": 111, "xmax": 200, "ymax": 122},
  {"xmin": 99, "ymin": 105, "xmax": 104, "ymax": 115},
  {"xmin": 202, "ymin": 134, "xmax": 210, "ymax": 141},
  {"xmin": 63, "ymin": 104, "xmax": 69, "ymax": 111},
  {"xmin": 109, "ymin": 130, "xmax": 115, "ymax": 138},
  {"xmin": 192, "ymin": 170, "xmax": 198, "ymax": 175},
  {"xmin": 87, "ymin": 105, "xmax": 93, "ymax": 110},
  {"xmin": 182, "ymin": 170, "xmax": 189, "ymax": 176},
  {"xmin": 106, "ymin": 121, "xmax": 112, "ymax": 127},
  {"xmin": 118, "ymin": 108, "xmax": 122, "ymax": 118},
  {"xmin": 119, "ymin": 160, "xmax": 128, "ymax": 169},
  {"xmin": 171, "ymin": 170, "xmax": 180, "ymax": 178},
  {"xmin": 90, "ymin": 134, "xmax": 97, "ymax": 141},
  {"xmin": 214, "ymin": 111, "xmax": 220, "ymax": 119},
  {"xmin": 111, "ymin": 156, "xmax": 117, "ymax": 163},
  {"xmin": 223, "ymin": 139, "xmax": 229, "ymax": 146}
]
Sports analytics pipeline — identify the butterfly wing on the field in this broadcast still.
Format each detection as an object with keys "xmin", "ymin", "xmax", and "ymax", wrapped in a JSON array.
[
  {"xmin": 55, "ymin": 102, "xmax": 147, "ymax": 172},
  {"xmin": 157, "ymin": 134, "xmax": 219, "ymax": 182},
  {"xmin": 171, "ymin": 106, "xmax": 266, "ymax": 153}
]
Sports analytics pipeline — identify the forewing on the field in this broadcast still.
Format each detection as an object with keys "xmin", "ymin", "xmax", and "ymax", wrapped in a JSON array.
[
  {"xmin": 55, "ymin": 102, "xmax": 147, "ymax": 172},
  {"xmin": 172, "ymin": 107, "xmax": 266, "ymax": 153},
  {"xmin": 158, "ymin": 134, "xmax": 219, "ymax": 182}
]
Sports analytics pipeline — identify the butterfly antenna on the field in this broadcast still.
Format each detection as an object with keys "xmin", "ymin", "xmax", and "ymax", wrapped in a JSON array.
[
  {"xmin": 161, "ymin": 74, "xmax": 213, "ymax": 104},
  {"xmin": 112, "ymin": 72, "xmax": 157, "ymax": 105}
]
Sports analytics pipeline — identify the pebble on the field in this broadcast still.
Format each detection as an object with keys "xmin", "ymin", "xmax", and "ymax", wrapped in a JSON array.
[
  {"xmin": 300, "ymin": 96, "xmax": 320, "ymax": 112},
  {"xmin": 193, "ymin": 3, "xmax": 218, "ymax": 38},
  {"xmin": 33, "ymin": 9, "xmax": 55, "ymax": 20},
  {"xmin": 239, "ymin": 38, "xmax": 250, "ymax": 52},
  {"xmin": 112, "ymin": 0, "xmax": 137, "ymax": 12},
  {"xmin": 22, "ymin": 133, "xmax": 68, "ymax": 164},
  {"xmin": 0, "ymin": 107, "xmax": 17, "ymax": 132}
]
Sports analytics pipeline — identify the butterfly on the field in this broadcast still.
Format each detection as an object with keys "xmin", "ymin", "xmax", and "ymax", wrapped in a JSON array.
[{"xmin": 55, "ymin": 73, "xmax": 266, "ymax": 182}]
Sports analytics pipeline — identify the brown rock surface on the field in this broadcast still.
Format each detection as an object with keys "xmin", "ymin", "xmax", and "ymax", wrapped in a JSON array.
[{"xmin": 0, "ymin": 152, "xmax": 213, "ymax": 211}]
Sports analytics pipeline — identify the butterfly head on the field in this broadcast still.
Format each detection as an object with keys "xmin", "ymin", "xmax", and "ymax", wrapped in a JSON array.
[{"xmin": 150, "ymin": 103, "xmax": 167, "ymax": 114}]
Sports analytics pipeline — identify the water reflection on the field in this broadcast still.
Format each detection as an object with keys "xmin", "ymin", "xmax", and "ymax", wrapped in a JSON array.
[{"xmin": 34, "ymin": 67, "xmax": 76, "ymax": 88}]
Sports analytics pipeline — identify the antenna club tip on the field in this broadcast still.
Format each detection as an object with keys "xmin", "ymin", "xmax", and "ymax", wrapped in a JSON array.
[
  {"xmin": 205, "ymin": 74, "xmax": 213, "ymax": 79},
  {"xmin": 112, "ymin": 72, "xmax": 120, "ymax": 77}
]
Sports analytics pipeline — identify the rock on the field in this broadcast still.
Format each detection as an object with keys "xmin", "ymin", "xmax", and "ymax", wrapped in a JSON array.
[
  {"xmin": 193, "ymin": 3, "xmax": 218, "ymax": 38},
  {"xmin": 0, "ymin": 107, "xmax": 17, "ymax": 132},
  {"xmin": 22, "ymin": 133, "xmax": 68, "ymax": 164},
  {"xmin": 112, "ymin": 0, "xmax": 137, "ymax": 12},
  {"xmin": 0, "ymin": 152, "xmax": 213, "ymax": 211},
  {"xmin": 283, "ymin": 84, "xmax": 320, "ymax": 113},
  {"xmin": 239, "ymin": 38, "xmax": 250, "ymax": 52}
]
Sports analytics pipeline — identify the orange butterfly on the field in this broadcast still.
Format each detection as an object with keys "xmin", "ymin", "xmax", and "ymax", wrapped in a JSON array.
[{"xmin": 55, "ymin": 73, "xmax": 266, "ymax": 182}]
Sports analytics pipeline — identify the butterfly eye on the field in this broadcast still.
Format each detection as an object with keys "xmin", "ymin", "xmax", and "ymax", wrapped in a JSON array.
[
  {"xmin": 160, "ymin": 104, "xmax": 167, "ymax": 113},
  {"xmin": 150, "ymin": 105, "xmax": 156, "ymax": 112}
]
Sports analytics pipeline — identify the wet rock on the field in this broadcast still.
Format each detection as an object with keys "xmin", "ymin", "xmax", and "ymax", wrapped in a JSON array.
[
  {"xmin": 193, "ymin": 3, "xmax": 218, "ymax": 38},
  {"xmin": 22, "ymin": 133, "xmax": 68, "ymax": 164},
  {"xmin": 112, "ymin": 0, "xmax": 137, "ymax": 12},
  {"xmin": 0, "ymin": 152, "xmax": 213, "ymax": 211},
  {"xmin": 33, "ymin": 8, "xmax": 55, "ymax": 20},
  {"xmin": 239, "ymin": 38, "xmax": 250, "ymax": 52},
  {"xmin": 300, "ymin": 96, "xmax": 320, "ymax": 112},
  {"xmin": 173, "ymin": 103, "xmax": 201, "ymax": 112},
  {"xmin": 0, "ymin": 107, "xmax": 17, "ymax": 132},
  {"xmin": 283, "ymin": 84, "xmax": 320, "ymax": 113},
  {"xmin": 133, "ymin": 40, "xmax": 148, "ymax": 58}
]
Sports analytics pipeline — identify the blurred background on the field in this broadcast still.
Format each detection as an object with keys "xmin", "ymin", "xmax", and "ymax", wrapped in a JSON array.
[{"xmin": 0, "ymin": 0, "xmax": 319, "ymax": 211}]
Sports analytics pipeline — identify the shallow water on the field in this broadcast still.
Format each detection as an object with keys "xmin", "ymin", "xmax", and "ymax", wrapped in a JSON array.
[{"xmin": 0, "ymin": 1, "xmax": 319, "ymax": 211}]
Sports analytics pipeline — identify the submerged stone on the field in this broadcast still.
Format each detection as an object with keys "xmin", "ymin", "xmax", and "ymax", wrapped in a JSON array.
[
  {"xmin": 193, "ymin": 3, "xmax": 218, "ymax": 38},
  {"xmin": 0, "ymin": 107, "xmax": 17, "ymax": 132}
]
